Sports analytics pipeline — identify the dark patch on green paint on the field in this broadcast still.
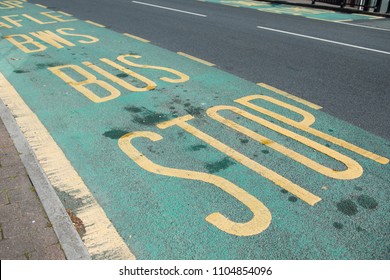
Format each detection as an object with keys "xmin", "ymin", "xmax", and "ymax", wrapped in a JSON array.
[
  {"xmin": 191, "ymin": 144, "xmax": 207, "ymax": 151},
  {"xmin": 357, "ymin": 195, "xmax": 378, "ymax": 210},
  {"xmin": 240, "ymin": 139, "xmax": 249, "ymax": 144},
  {"xmin": 354, "ymin": 186, "xmax": 363, "ymax": 191},
  {"xmin": 205, "ymin": 157, "xmax": 236, "ymax": 174},
  {"xmin": 172, "ymin": 97, "xmax": 182, "ymax": 104},
  {"xmin": 169, "ymin": 106, "xmax": 176, "ymax": 110},
  {"xmin": 281, "ymin": 189, "xmax": 288, "ymax": 194},
  {"xmin": 147, "ymin": 146, "xmax": 159, "ymax": 154},
  {"xmin": 333, "ymin": 222, "xmax": 343, "ymax": 229},
  {"xmin": 337, "ymin": 199, "xmax": 358, "ymax": 216},
  {"xmin": 185, "ymin": 106, "xmax": 203, "ymax": 117},
  {"xmin": 328, "ymin": 129, "xmax": 334, "ymax": 132},
  {"xmin": 325, "ymin": 144, "xmax": 331, "ymax": 147},
  {"xmin": 36, "ymin": 62, "xmax": 63, "ymax": 69},
  {"xmin": 124, "ymin": 106, "xmax": 143, "ymax": 113},
  {"xmin": 116, "ymin": 73, "xmax": 129, "ymax": 78},
  {"xmin": 184, "ymin": 103, "xmax": 191, "ymax": 107},
  {"xmin": 133, "ymin": 111, "xmax": 169, "ymax": 126},
  {"xmin": 33, "ymin": 54, "xmax": 46, "ymax": 57},
  {"xmin": 262, "ymin": 150, "xmax": 269, "ymax": 154},
  {"xmin": 253, "ymin": 154, "xmax": 258, "ymax": 158},
  {"xmin": 178, "ymin": 132, "xmax": 185, "ymax": 138},
  {"xmin": 13, "ymin": 70, "xmax": 29, "ymax": 74},
  {"xmin": 103, "ymin": 129, "xmax": 128, "ymax": 139},
  {"xmin": 288, "ymin": 196, "xmax": 297, "ymax": 202},
  {"xmin": 356, "ymin": 226, "xmax": 366, "ymax": 232}
]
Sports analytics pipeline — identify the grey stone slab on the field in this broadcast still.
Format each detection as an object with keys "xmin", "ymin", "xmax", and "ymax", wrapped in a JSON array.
[
  {"xmin": 0, "ymin": 175, "xmax": 32, "ymax": 191},
  {"xmin": 0, "ymin": 233, "xmax": 35, "ymax": 260},
  {"xmin": 0, "ymin": 165, "xmax": 27, "ymax": 179},
  {"xmin": 30, "ymin": 244, "xmax": 66, "ymax": 260},
  {"xmin": 8, "ymin": 187, "xmax": 37, "ymax": 203},
  {"xmin": 31, "ymin": 227, "xmax": 60, "ymax": 249},
  {"xmin": 0, "ymin": 204, "xmax": 22, "ymax": 223},
  {"xmin": 0, "ymin": 189, "xmax": 10, "ymax": 206},
  {"xmin": 0, "ymin": 152, "xmax": 23, "ymax": 167}
]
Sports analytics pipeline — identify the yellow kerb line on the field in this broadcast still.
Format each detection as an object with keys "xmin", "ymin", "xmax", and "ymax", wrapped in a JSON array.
[
  {"xmin": 0, "ymin": 73, "xmax": 135, "ymax": 260},
  {"xmin": 59, "ymin": 11, "xmax": 73, "ymax": 17},
  {"xmin": 258, "ymin": 83, "xmax": 322, "ymax": 110},
  {"xmin": 123, "ymin": 33, "xmax": 150, "ymax": 43},
  {"xmin": 177, "ymin": 52, "xmax": 215, "ymax": 67},
  {"xmin": 35, "ymin": 4, "xmax": 47, "ymax": 8},
  {"xmin": 85, "ymin": 20, "xmax": 105, "ymax": 28},
  {"xmin": 352, "ymin": 13, "xmax": 384, "ymax": 19}
]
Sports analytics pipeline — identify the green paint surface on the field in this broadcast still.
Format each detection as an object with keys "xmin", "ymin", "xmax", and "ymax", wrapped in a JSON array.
[
  {"xmin": 204, "ymin": 0, "xmax": 382, "ymax": 21},
  {"xmin": 1, "ymin": 2, "xmax": 389, "ymax": 260}
]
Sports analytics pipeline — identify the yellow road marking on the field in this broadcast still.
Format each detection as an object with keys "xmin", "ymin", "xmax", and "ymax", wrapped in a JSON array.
[
  {"xmin": 177, "ymin": 52, "xmax": 215, "ymax": 67},
  {"xmin": 123, "ymin": 33, "xmax": 150, "ymax": 43},
  {"xmin": 157, "ymin": 115, "xmax": 321, "ymax": 206},
  {"xmin": 58, "ymin": 11, "xmax": 73, "ymax": 17},
  {"xmin": 85, "ymin": 20, "xmax": 105, "ymax": 28},
  {"xmin": 119, "ymin": 131, "xmax": 272, "ymax": 236},
  {"xmin": 0, "ymin": 73, "xmax": 135, "ymax": 260},
  {"xmin": 236, "ymin": 95, "xmax": 389, "ymax": 165},
  {"xmin": 258, "ymin": 83, "xmax": 322, "ymax": 110},
  {"xmin": 35, "ymin": 4, "xmax": 47, "ymax": 8},
  {"xmin": 208, "ymin": 105, "xmax": 363, "ymax": 180}
]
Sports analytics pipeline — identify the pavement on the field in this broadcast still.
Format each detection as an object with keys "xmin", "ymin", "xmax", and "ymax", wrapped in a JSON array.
[
  {"xmin": 0, "ymin": 117, "xmax": 65, "ymax": 260},
  {"xmin": 0, "ymin": 0, "xmax": 389, "ymax": 260}
]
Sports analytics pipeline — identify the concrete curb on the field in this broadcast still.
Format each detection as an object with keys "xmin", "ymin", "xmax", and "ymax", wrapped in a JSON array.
[
  {"xmin": 254, "ymin": 0, "xmax": 390, "ymax": 18},
  {"xmin": 0, "ymin": 99, "xmax": 91, "ymax": 260}
]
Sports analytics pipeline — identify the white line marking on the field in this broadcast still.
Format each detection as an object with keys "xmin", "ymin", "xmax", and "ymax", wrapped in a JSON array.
[
  {"xmin": 335, "ymin": 21, "xmax": 390, "ymax": 32},
  {"xmin": 132, "ymin": 1, "xmax": 207, "ymax": 17},
  {"xmin": 257, "ymin": 26, "xmax": 390, "ymax": 55}
]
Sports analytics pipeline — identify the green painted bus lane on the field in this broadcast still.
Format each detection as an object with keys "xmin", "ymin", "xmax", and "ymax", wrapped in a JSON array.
[
  {"xmin": 203, "ymin": 0, "xmax": 384, "ymax": 21},
  {"xmin": 1, "ymin": 2, "xmax": 389, "ymax": 259}
]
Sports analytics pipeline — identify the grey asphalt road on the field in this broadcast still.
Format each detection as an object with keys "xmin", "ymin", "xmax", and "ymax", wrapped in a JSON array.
[{"xmin": 28, "ymin": 0, "xmax": 390, "ymax": 140}]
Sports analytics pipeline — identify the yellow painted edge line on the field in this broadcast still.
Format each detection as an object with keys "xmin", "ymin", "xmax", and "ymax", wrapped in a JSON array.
[
  {"xmin": 177, "ymin": 52, "xmax": 215, "ymax": 67},
  {"xmin": 58, "ymin": 11, "xmax": 73, "ymax": 17},
  {"xmin": 305, "ymin": 17, "xmax": 332, "ymax": 22},
  {"xmin": 123, "ymin": 33, "xmax": 150, "ymax": 43},
  {"xmin": 85, "ymin": 20, "xmax": 105, "ymax": 28},
  {"xmin": 224, "ymin": 4, "xmax": 240, "ymax": 7},
  {"xmin": 368, "ymin": 16, "xmax": 385, "ymax": 19},
  {"xmin": 35, "ymin": 4, "xmax": 47, "ymax": 8},
  {"xmin": 0, "ymin": 73, "xmax": 135, "ymax": 260},
  {"xmin": 258, "ymin": 83, "xmax": 322, "ymax": 110},
  {"xmin": 352, "ymin": 13, "xmax": 384, "ymax": 19}
]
